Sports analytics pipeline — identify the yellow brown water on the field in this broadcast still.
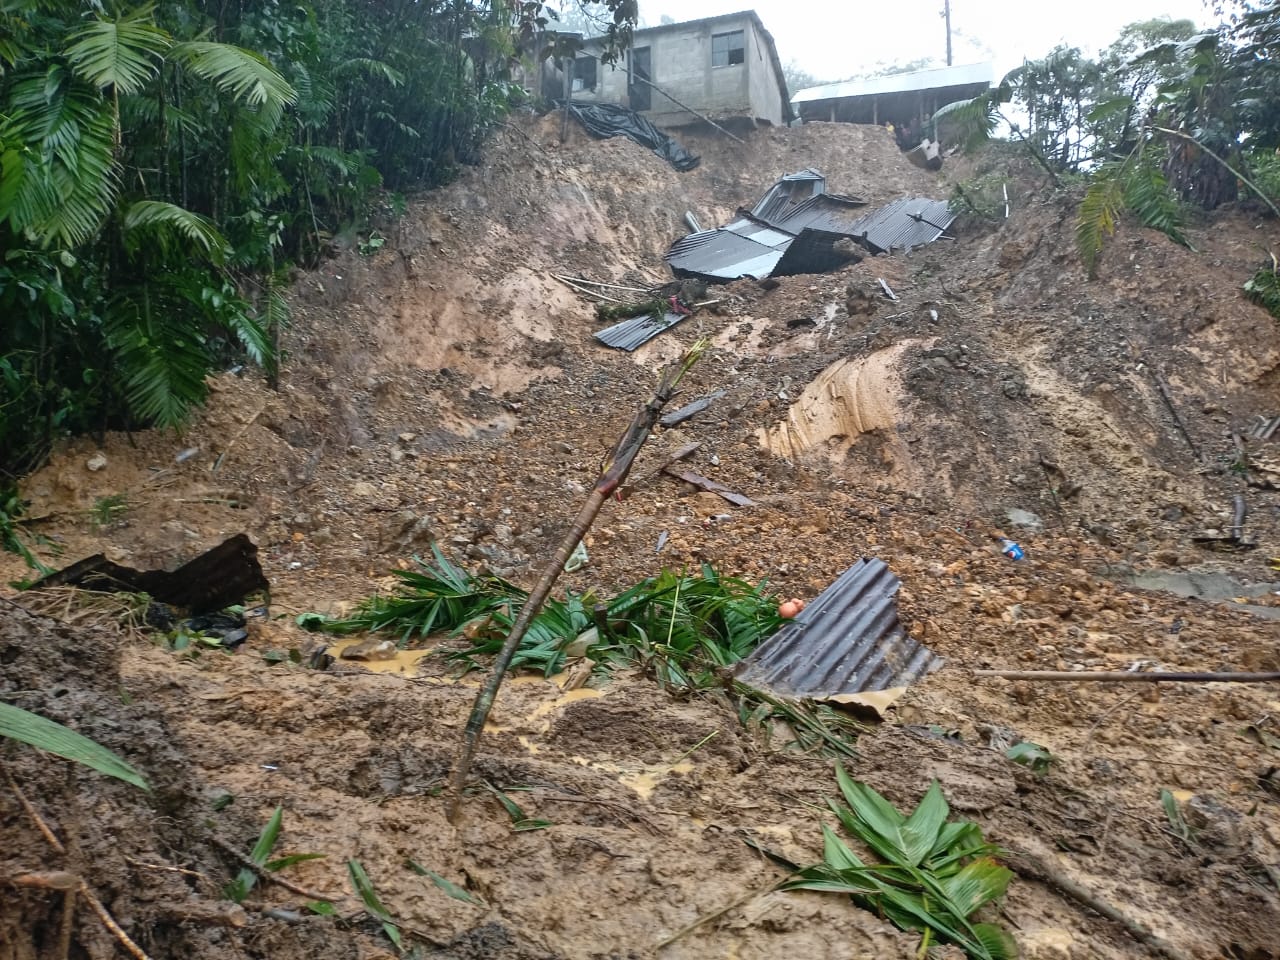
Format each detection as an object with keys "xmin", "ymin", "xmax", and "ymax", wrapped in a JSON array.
[{"xmin": 328, "ymin": 638, "xmax": 431, "ymax": 674}]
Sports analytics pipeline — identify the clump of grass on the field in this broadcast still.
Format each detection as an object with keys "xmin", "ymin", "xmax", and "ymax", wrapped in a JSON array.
[
  {"xmin": 784, "ymin": 763, "xmax": 1016, "ymax": 960},
  {"xmin": 89, "ymin": 493, "xmax": 129, "ymax": 530}
]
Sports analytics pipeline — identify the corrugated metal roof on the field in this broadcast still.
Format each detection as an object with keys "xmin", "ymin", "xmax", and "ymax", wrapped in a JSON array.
[
  {"xmin": 734, "ymin": 558, "xmax": 943, "ymax": 698},
  {"xmin": 665, "ymin": 227, "xmax": 785, "ymax": 280},
  {"xmin": 845, "ymin": 197, "xmax": 956, "ymax": 254},
  {"xmin": 665, "ymin": 171, "xmax": 949, "ymax": 281},
  {"xmin": 792, "ymin": 62, "xmax": 995, "ymax": 104},
  {"xmin": 594, "ymin": 309, "xmax": 691, "ymax": 351}
]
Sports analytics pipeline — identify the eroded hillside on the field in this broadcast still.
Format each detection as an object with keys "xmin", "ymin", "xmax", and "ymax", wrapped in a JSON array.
[{"xmin": 4, "ymin": 113, "xmax": 1280, "ymax": 960}]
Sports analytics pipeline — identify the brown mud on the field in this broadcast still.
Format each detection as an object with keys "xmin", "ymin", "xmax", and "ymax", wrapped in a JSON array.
[{"xmin": 3, "ymin": 115, "xmax": 1280, "ymax": 959}]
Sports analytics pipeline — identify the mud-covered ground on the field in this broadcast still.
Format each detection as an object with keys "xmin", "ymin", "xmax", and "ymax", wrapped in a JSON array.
[{"xmin": 3, "ymin": 114, "xmax": 1280, "ymax": 960}]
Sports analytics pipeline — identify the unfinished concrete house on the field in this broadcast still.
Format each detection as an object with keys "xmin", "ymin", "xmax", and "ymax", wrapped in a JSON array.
[{"xmin": 562, "ymin": 11, "xmax": 792, "ymax": 129}]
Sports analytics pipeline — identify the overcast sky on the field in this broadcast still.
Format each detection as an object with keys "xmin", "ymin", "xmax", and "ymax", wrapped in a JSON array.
[{"xmin": 638, "ymin": 0, "xmax": 1215, "ymax": 82}]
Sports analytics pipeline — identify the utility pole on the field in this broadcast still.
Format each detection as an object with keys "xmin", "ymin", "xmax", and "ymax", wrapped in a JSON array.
[{"xmin": 944, "ymin": 0, "xmax": 952, "ymax": 66}]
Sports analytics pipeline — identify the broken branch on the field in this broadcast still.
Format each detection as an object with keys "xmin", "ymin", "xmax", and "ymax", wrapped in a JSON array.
[
  {"xmin": 207, "ymin": 835, "xmax": 338, "ymax": 902},
  {"xmin": 445, "ymin": 340, "xmax": 710, "ymax": 823},
  {"xmin": 975, "ymin": 670, "xmax": 1280, "ymax": 683},
  {"xmin": 79, "ymin": 880, "xmax": 155, "ymax": 960},
  {"xmin": 1004, "ymin": 848, "xmax": 1194, "ymax": 960}
]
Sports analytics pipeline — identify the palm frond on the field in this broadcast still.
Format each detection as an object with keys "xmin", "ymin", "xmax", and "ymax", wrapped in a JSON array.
[
  {"xmin": 123, "ymin": 199, "xmax": 227, "ymax": 260},
  {"xmin": 1076, "ymin": 167, "xmax": 1125, "ymax": 277},
  {"xmin": 102, "ymin": 285, "xmax": 210, "ymax": 427},
  {"xmin": 65, "ymin": 6, "xmax": 171, "ymax": 95},
  {"xmin": 335, "ymin": 57, "xmax": 405, "ymax": 87},
  {"xmin": 224, "ymin": 304, "xmax": 272, "ymax": 369},
  {"xmin": 169, "ymin": 40, "xmax": 296, "ymax": 110},
  {"xmin": 1122, "ymin": 156, "xmax": 1190, "ymax": 249},
  {"xmin": 0, "ymin": 66, "xmax": 119, "ymax": 246}
]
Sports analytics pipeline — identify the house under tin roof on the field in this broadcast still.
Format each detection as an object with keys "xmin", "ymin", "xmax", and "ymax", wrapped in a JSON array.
[{"xmin": 792, "ymin": 62, "xmax": 994, "ymax": 127}]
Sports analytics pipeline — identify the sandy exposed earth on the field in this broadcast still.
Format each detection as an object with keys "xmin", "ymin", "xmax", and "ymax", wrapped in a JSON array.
[{"xmin": 3, "ymin": 114, "xmax": 1280, "ymax": 960}]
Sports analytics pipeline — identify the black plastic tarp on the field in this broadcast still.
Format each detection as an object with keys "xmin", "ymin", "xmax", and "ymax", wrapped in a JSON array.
[{"xmin": 561, "ymin": 101, "xmax": 700, "ymax": 172}]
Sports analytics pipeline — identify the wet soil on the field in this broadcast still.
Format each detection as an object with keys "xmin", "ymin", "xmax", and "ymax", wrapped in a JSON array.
[{"xmin": 3, "ymin": 114, "xmax": 1280, "ymax": 959}]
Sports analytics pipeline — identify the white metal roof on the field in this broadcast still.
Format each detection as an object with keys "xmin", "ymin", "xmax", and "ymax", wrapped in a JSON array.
[{"xmin": 792, "ymin": 62, "xmax": 995, "ymax": 104}]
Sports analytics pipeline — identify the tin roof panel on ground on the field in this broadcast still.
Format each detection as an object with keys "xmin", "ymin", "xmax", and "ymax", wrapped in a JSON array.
[
  {"xmin": 665, "ymin": 228, "xmax": 784, "ymax": 280},
  {"xmin": 847, "ymin": 197, "xmax": 957, "ymax": 254},
  {"xmin": 593, "ymin": 310, "xmax": 690, "ymax": 351},
  {"xmin": 734, "ymin": 558, "xmax": 943, "ymax": 698}
]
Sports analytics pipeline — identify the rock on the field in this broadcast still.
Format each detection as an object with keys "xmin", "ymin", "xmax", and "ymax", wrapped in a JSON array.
[
  {"xmin": 1005, "ymin": 508, "xmax": 1044, "ymax": 532},
  {"xmin": 86, "ymin": 453, "xmax": 107, "ymax": 472},
  {"xmin": 339, "ymin": 638, "xmax": 398, "ymax": 661},
  {"xmin": 351, "ymin": 481, "xmax": 379, "ymax": 499},
  {"xmin": 398, "ymin": 432, "xmax": 417, "ymax": 443}
]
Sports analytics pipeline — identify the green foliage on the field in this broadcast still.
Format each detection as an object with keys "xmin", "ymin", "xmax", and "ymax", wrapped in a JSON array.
[
  {"xmin": 1244, "ymin": 255, "xmax": 1280, "ymax": 318},
  {"xmin": 0, "ymin": 485, "xmax": 50, "ymax": 572},
  {"xmin": 1, "ymin": 0, "xmax": 641, "ymax": 480},
  {"xmin": 1159, "ymin": 788, "xmax": 1194, "ymax": 843},
  {"xmin": 347, "ymin": 859, "xmax": 402, "ymax": 950},
  {"xmin": 306, "ymin": 547, "xmax": 866, "ymax": 758},
  {"xmin": 224, "ymin": 805, "xmax": 325, "ymax": 903},
  {"xmin": 484, "ymin": 782, "xmax": 553, "ymax": 831},
  {"xmin": 90, "ymin": 492, "xmax": 129, "ymax": 529},
  {"xmin": 1005, "ymin": 740, "xmax": 1054, "ymax": 773},
  {"xmin": 1077, "ymin": 154, "xmax": 1189, "ymax": 276},
  {"xmin": 784, "ymin": 764, "xmax": 1015, "ymax": 960},
  {"xmin": 0, "ymin": 700, "xmax": 149, "ymax": 790}
]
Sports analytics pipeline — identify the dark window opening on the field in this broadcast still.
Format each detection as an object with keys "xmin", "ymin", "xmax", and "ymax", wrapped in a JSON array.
[
  {"xmin": 572, "ymin": 56, "xmax": 597, "ymax": 92},
  {"xmin": 712, "ymin": 30, "xmax": 745, "ymax": 67}
]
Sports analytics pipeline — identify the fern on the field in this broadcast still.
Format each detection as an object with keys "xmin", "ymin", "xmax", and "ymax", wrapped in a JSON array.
[
  {"xmin": 1244, "ymin": 255, "xmax": 1280, "ymax": 319},
  {"xmin": 65, "ymin": 5, "xmax": 170, "ymax": 95},
  {"xmin": 1076, "ymin": 167, "xmax": 1125, "ymax": 277}
]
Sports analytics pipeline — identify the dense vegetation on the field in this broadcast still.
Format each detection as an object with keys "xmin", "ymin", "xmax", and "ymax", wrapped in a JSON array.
[
  {"xmin": 0, "ymin": 0, "xmax": 636, "ymax": 482},
  {"xmin": 938, "ymin": 5, "xmax": 1280, "ymax": 278}
]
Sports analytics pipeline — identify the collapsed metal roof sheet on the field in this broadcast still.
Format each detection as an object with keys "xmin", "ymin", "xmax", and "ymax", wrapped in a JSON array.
[
  {"xmin": 734, "ymin": 558, "xmax": 943, "ymax": 699},
  {"xmin": 593, "ymin": 309, "xmax": 691, "ymax": 351},
  {"xmin": 846, "ymin": 197, "xmax": 956, "ymax": 254},
  {"xmin": 665, "ymin": 226, "xmax": 786, "ymax": 281},
  {"xmin": 665, "ymin": 170, "xmax": 952, "ymax": 282}
]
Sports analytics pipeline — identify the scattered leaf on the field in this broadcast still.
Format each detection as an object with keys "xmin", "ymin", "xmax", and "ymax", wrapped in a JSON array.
[
  {"xmin": 0, "ymin": 701, "xmax": 149, "ymax": 790},
  {"xmin": 406, "ymin": 859, "xmax": 482, "ymax": 905}
]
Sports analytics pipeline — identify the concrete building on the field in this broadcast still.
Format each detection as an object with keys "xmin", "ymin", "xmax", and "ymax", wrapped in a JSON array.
[{"xmin": 564, "ymin": 11, "xmax": 792, "ymax": 129}]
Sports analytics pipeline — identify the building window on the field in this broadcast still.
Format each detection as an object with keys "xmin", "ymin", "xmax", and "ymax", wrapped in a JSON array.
[
  {"xmin": 712, "ymin": 30, "xmax": 745, "ymax": 67},
  {"xmin": 572, "ymin": 55, "xmax": 597, "ymax": 92}
]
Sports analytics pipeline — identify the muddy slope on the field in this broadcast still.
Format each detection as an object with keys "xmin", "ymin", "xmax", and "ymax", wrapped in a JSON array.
[{"xmin": 3, "ymin": 114, "xmax": 1280, "ymax": 959}]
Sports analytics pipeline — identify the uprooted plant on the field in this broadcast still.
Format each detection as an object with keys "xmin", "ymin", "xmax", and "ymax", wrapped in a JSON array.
[
  {"xmin": 305, "ymin": 549, "xmax": 865, "ymax": 759},
  {"xmin": 783, "ymin": 763, "xmax": 1016, "ymax": 960}
]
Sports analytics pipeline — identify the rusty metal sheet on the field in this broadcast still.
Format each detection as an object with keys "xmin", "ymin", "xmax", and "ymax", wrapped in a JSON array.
[
  {"xmin": 846, "ymin": 197, "xmax": 956, "ymax": 254},
  {"xmin": 594, "ymin": 310, "xmax": 690, "ymax": 351},
  {"xmin": 734, "ymin": 558, "xmax": 943, "ymax": 698}
]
